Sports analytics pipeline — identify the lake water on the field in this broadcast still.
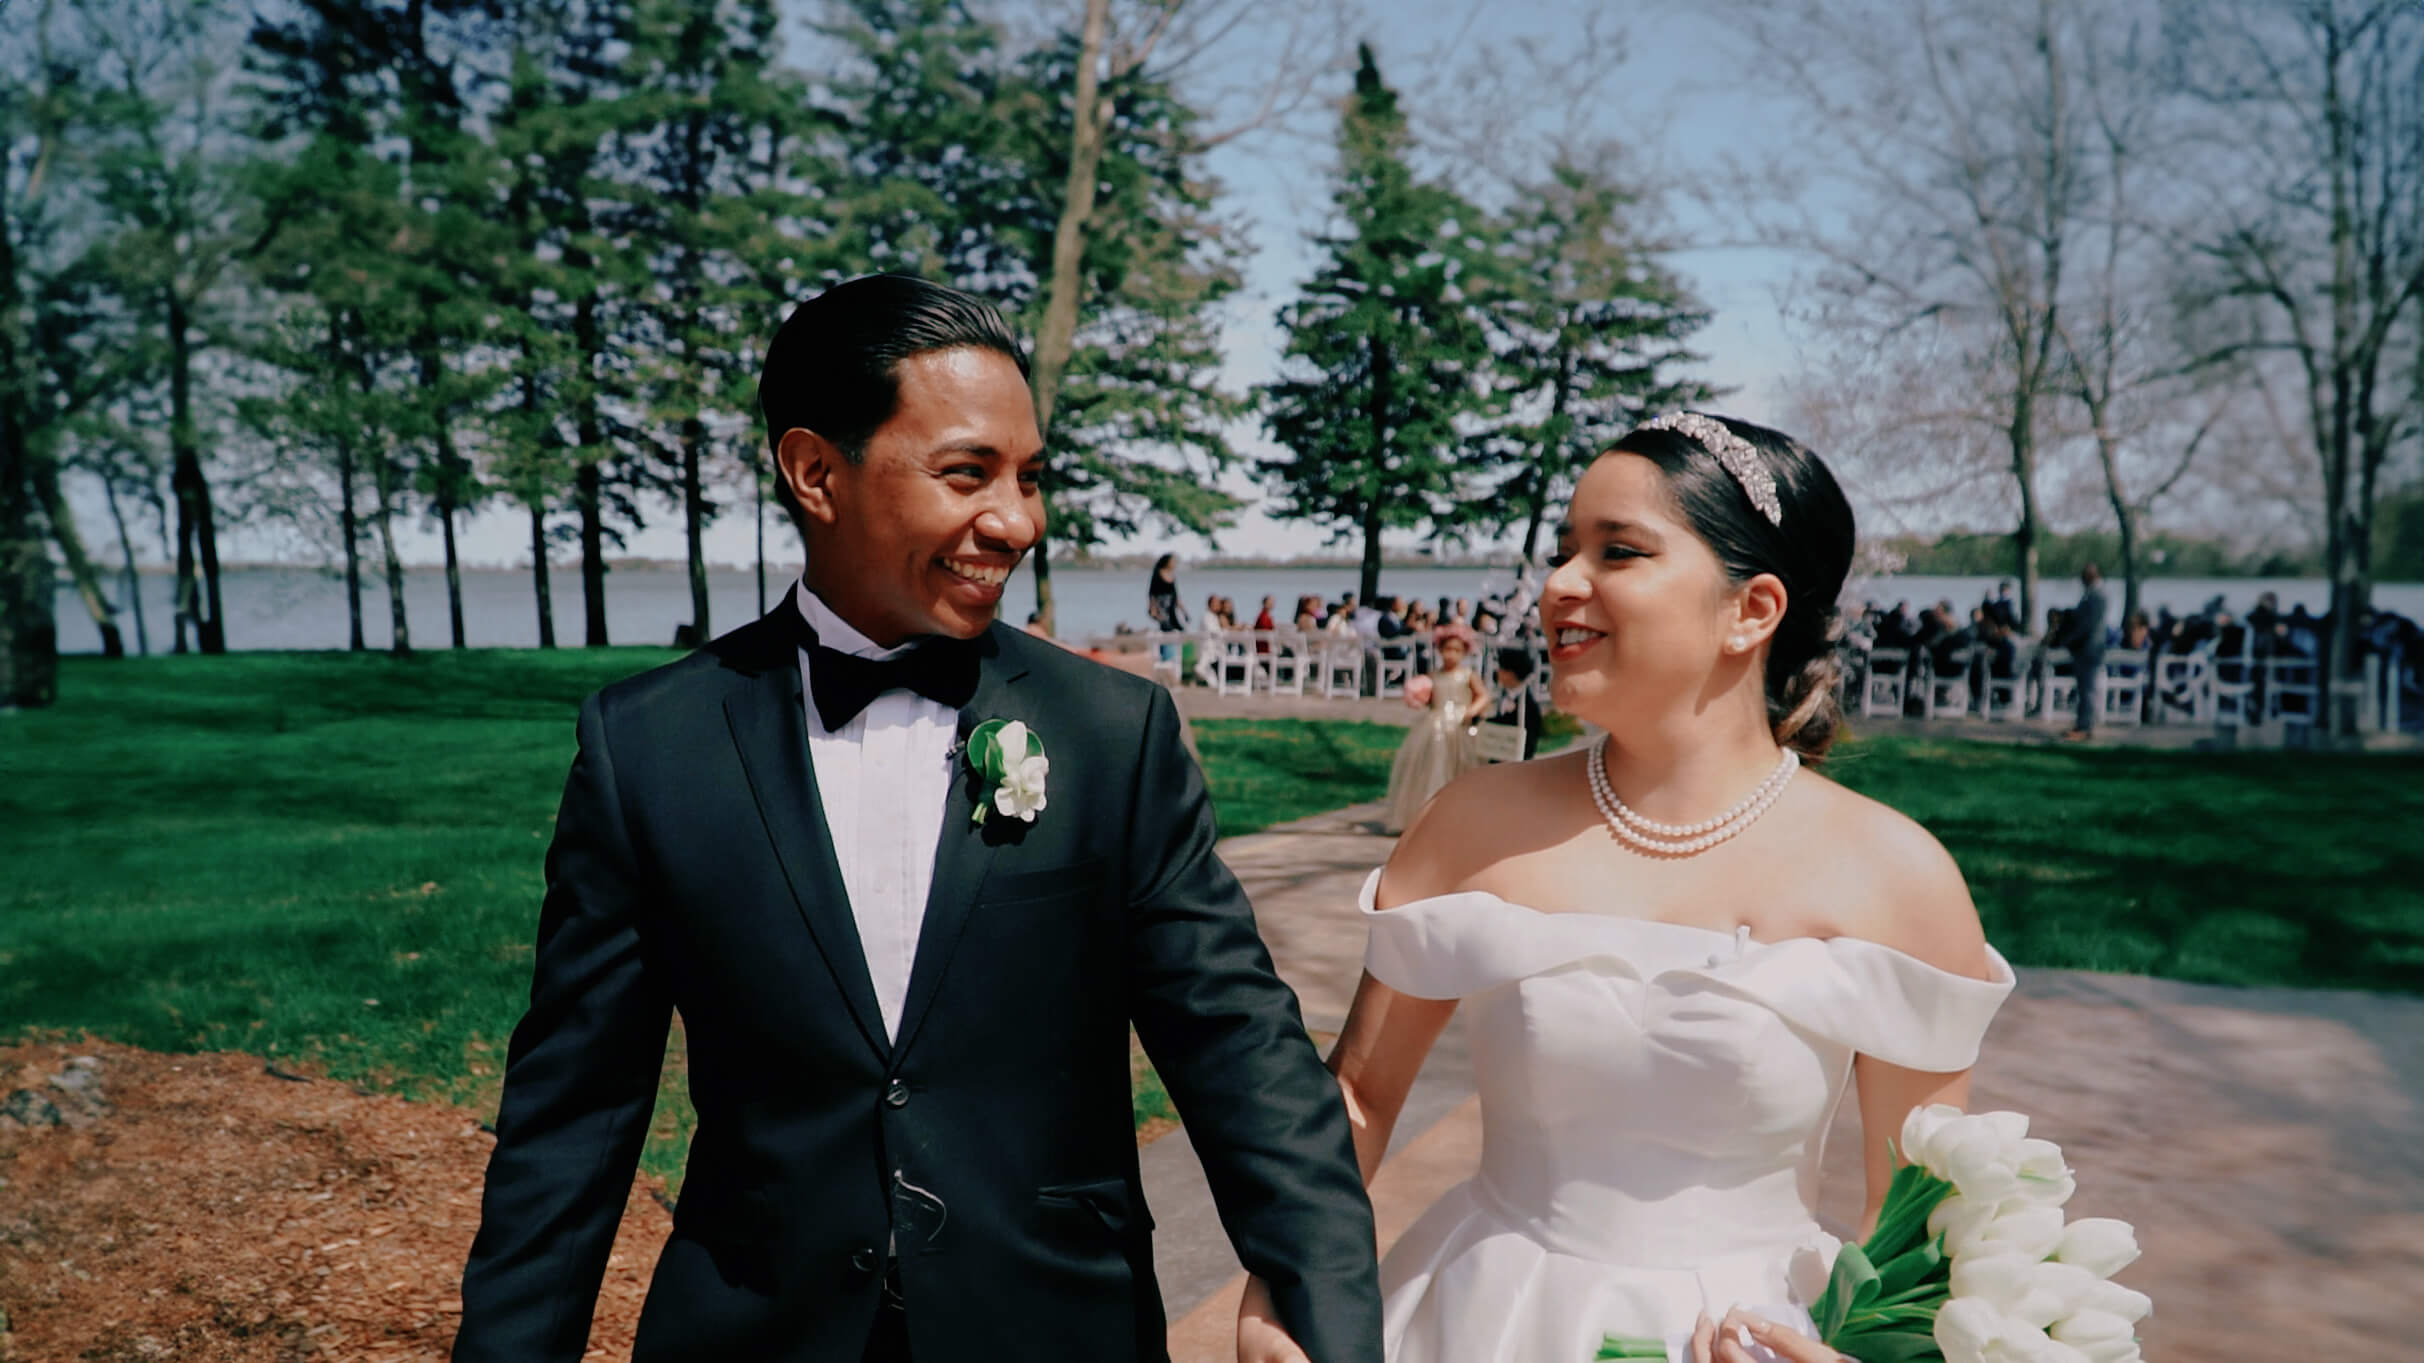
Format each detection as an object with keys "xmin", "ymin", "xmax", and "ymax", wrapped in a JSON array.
[{"xmin": 52, "ymin": 562, "xmax": 2424, "ymax": 655}]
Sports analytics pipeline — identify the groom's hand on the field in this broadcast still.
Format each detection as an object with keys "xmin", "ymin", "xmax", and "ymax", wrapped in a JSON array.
[{"xmin": 1237, "ymin": 1275, "xmax": 1315, "ymax": 1363}]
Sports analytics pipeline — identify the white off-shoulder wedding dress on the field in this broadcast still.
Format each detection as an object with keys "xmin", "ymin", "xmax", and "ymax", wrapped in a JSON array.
[{"xmin": 1358, "ymin": 871, "xmax": 2015, "ymax": 1363}]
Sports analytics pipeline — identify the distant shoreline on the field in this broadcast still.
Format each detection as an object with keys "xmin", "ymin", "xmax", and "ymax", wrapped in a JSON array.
[{"xmin": 63, "ymin": 560, "xmax": 2424, "ymax": 586}]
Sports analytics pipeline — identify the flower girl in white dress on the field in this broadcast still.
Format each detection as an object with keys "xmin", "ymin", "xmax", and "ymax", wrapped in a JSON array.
[{"xmin": 1238, "ymin": 414, "xmax": 2016, "ymax": 1363}]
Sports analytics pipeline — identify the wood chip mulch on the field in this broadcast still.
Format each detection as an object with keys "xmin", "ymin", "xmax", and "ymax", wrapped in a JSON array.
[{"xmin": 0, "ymin": 1039, "xmax": 669, "ymax": 1362}]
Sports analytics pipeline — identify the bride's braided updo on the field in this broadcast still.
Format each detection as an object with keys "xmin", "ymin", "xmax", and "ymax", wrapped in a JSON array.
[{"xmin": 1608, "ymin": 414, "xmax": 1856, "ymax": 764}]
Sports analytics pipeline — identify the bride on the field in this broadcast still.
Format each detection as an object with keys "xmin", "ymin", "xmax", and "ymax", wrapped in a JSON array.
[{"xmin": 1239, "ymin": 414, "xmax": 2016, "ymax": 1363}]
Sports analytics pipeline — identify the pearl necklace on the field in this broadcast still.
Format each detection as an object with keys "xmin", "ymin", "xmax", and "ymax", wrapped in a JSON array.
[{"xmin": 1587, "ymin": 735, "xmax": 1799, "ymax": 856}]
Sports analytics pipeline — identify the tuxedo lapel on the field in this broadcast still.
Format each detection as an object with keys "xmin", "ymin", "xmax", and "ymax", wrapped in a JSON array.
[
  {"xmin": 720, "ymin": 610, "xmax": 892, "ymax": 1060},
  {"xmin": 890, "ymin": 629, "xmax": 1029, "ymax": 1061}
]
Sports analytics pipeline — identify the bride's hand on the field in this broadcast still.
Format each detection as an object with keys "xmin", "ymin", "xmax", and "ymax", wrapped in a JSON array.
[
  {"xmin": 1237, "ymin": 1275, "xmax": 1312, "ymax": 1363},
  {"xmin": 1692, "ymin": 1307, "xmax": 1847, "ymax": 1363}
]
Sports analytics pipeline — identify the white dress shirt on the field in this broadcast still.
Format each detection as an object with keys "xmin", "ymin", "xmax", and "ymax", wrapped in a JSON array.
[{"xmin": 794, "ymin": 586, "xmax": 957, "ymax": 1044}]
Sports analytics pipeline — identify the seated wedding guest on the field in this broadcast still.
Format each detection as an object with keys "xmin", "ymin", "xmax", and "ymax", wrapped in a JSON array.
[
  {"xmin": 1331, "ymin": 595, "xmax": 1365, "ymax": 638},
  {"xmin": 1453, "ymin": 597, "xmax": 1474, "ymax": 627},
  {"xmin": 1983, "ymin": 579, "xmax": 2021, "ymax": 630},
  {"xmin": 1295, "ymin": 595, "xmax": 1324, "ymax": 633},
  {"xmin": 1875, "ymin": 601, "xmax": 1917, "ymax": 650},
  {"xmin": 1486, "ymin": 648, "xmax": 1546, "ymax": 761},
  {"xmin": 2120, "ymin": 610, "xmax": 2152, "ymax": 652},
  {"xmin": 1254, "ymin": 595, "xmax": 1277, "ymax": 632},
  {"xmin": 1351, "ymin": 595, "xmax": 1384, "ymax": 639}
]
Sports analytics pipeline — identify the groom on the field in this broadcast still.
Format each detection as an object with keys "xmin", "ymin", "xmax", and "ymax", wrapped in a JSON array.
[{"xmin": 452, "ymin": 275, "xmax": 1382, "ymax": 1363}]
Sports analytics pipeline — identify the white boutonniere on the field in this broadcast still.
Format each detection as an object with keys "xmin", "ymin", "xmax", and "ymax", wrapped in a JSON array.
[{"xmin": 967, "ymin": 718, "xmax": 1048, "ymax": 825}]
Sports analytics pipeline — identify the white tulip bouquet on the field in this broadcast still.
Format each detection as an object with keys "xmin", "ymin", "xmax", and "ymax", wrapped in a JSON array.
[{"xmin": 1595, "ymin": 1105, "xmax": 2148, "ymax": 1363}]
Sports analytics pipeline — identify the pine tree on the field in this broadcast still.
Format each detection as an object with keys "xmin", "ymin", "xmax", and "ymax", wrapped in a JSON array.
[
  {"xmin": 997, "ymin": 26, "xmax": 1249, "ymax": 560},
  {"xmin": 1259, "ymin": 44, "xmax": 1496, "ymax": 603},
  {"xmin": 623, "ymin": 0, "xmax": 825, "ymax": 643},
  {"xmin": 1465, "ymin": 158, "xmax": 1715, "ymax": 561}
]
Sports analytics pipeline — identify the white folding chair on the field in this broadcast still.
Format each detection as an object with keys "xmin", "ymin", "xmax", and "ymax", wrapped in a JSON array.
[
  {"xmin": 2099, "ymin": 650, "xmax": 2149, "ymax": 727},
  {"xmin": 2039, "ymin": 649, "xmax": 2078, "ymax": 723},
  {"xmin": 2262, "ymin": 656, "xmax": 2320, "ymax": 725},
  {"xmin": 1860, "ymin": 648, "xmax": 1911, "ymax": 719},
  {"xmin": 1373, "ymin": 643, "xmax": 1416, "ymax": 700},
  {"xmin": 1319, "ymin": 639, "xmax": 1364, "ymax": 699},
  {"xmin": 1213, "ymin": 635, "xmax": 1266, "ymax": 696},
  {"xmin": 2153, "ymin": 651, "xmax": 2211, "ymax": 724},
  {"xmin": 1921, "ymin": 647, "xmax": 1977, "ymax": 719},
  {"xmin": 1267, "ymin": 630, "xmax": 1308, "ymax": 696}
]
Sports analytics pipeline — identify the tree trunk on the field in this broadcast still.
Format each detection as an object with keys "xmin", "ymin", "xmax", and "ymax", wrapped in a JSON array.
[
  {"xmin": 373, "ymin": 448, "xmax": 410, "ymax": 655},
  {"xmin": 419, "ymin": 347, "xmax": 468, "ymax": 649},
  {"xmin": 30, "ymin": 452, "xmax": 122, "ymax": 657},
  {"xmin": 0, "ymin": 401, "xmax": 54, "ymax": 706},
  {"xmin": 529, "ymin": 497, "xmax": 556, "ymax": 649},
  {"xmin": 167, "ymin": 290, "xmax": 225, "ymax": 653},
  {"xmin": 683, "ymin": 409, "xmax": 708, "ymax": 643},
  {"xmin": 101, "ymin": 471, "xmax": 149, "ymax": 656},
  {"xmin": 1021, "ymin": 0, "xmax": 1114, "ymax": 636},
  {"xmin": 0, "ymin": 117, "xmax": 57, "ymax": 706},
  {"xmin": 1360, "ymin": 333, "xmax": 1394, "ymax": 605},
  {"xmin": 2009, "ymin": 391, "xmax": 2042, "ymax": 636},
  {"xmin": 1520, "ymin": 342, "xmax": 1576, "ymax": 564},
  {"xmin": 337, "ymin": 429, "xmax": 365, "ymax": 652},
  {"xmin": 574, "ymin": 291, "xmax": 609, "ymax": 647},
  {"xmin": 0, "ymin": 472, "xmax": 51, "ymax": 706}
]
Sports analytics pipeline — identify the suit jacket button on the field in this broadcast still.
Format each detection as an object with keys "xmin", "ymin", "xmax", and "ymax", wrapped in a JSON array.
[
  {"xmin": 850, "ymin": 1247, "xmax": 878, "ymax": 1275},
  {"xmin": 884, "ymin": 1080, "xmax": 911, "ymax": 1109}
]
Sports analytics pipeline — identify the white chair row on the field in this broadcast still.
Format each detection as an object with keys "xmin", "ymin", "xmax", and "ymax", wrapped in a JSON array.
[{"xmin": 1854, "ymin": 644, "xmax": 2352, "ymax": 728}]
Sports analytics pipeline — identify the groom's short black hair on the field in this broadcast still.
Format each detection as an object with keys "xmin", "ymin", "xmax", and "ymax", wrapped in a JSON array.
[{"xmin": 758, "ymin": 275, "xmax": 1030, "ymax": 522}]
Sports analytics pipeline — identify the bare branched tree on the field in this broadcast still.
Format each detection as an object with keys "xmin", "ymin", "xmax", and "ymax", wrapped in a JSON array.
[
  {"xmin": 1714, "ymin": 0, "xmax": 2108, "ymax": 634},
  {"xmin": 2165, "ymin": 0, "xmax": 2424, "ymax": 734},
  {"xmin": 1022, "ymin": 0, "xmax": 1352, "ymax": 631}
]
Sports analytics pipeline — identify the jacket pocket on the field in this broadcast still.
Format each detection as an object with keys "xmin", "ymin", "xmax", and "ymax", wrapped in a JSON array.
[
  {"xmin": 983, "ymin": 857, "xmax": 1109, "ymax": 907},
  {"xmin": 1034, "ymin": 1175, "xmax": 1154, "ymax": 1235}
]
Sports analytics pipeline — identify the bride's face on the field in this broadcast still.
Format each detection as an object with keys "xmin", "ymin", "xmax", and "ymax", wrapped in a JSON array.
[{"xmin": 1540, "ymin": 452, "xmax": 1744, "ymax": 724}]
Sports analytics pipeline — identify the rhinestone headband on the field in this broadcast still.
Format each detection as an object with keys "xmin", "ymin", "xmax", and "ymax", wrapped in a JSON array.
[{"xmin": 1641, "ymin": 412, "xmax": 1783, "ymax": 527}]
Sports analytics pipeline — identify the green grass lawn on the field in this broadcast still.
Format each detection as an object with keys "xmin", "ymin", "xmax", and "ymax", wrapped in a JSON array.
[{"xmin": 3, "ymin": 651, "xmax": 2419, "ymax": 1191}]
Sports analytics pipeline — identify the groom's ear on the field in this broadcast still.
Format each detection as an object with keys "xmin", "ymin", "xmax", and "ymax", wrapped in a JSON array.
[{"xmin": 777, "ymin": 426, "xmax": 848, "ymax": 531}]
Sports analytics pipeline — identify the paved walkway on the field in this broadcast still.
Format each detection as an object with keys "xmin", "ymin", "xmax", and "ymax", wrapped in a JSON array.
[{"xmin": 1156, "ymin": 799, "xmax": 2424, "ymax": 1361}]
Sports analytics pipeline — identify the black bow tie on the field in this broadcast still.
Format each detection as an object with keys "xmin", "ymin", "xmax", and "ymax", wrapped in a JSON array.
[{"xmin": 793, "ymin": 614, "xmax": 981, "ymax": 731}]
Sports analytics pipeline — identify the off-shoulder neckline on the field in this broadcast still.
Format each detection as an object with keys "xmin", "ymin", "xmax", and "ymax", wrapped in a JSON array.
[{"xmin": 1355, "ymin": 869, "xmax": 2013, "ymax": 986}]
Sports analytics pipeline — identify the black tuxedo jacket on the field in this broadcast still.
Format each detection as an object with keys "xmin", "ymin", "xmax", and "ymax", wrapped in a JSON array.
[{"xmin": 454, "ymin": 600, "xmax": 1382, "ymax": 1362}]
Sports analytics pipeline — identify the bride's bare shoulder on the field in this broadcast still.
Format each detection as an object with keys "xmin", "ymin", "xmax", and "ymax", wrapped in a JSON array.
[
  {"xmin": 1804, "ymin": 775, "xmax": 1994, "ymax": 980},
  {"xmin": 1378, "ymin": 751, "xmax": 1592, "ymax": 909}
]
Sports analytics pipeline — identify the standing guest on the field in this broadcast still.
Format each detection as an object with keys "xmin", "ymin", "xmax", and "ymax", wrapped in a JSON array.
[
  {"xmin": 1485, "ymin": 647, "xmax": 1546, "ymax": 761},
  {"xmin": 2059, "ymin": 563, "xmax": 2110, "ymax": 741},
  {"xmin": 1382, "ymin": 624, "xmax": 1490, "ymax": 835},
  {"xmin": 1146, "ymin": 553, "xmax": 1188, "ymax": 664},
  {"xmin": 455, "ymin": 274, "xmax": 1380, "ymax": 1363}
]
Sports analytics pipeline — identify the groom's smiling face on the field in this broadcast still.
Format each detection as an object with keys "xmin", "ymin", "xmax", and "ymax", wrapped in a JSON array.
[{"xmin": 782, "ymin": 346, "xmax": 1045, "ymax": 646}]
